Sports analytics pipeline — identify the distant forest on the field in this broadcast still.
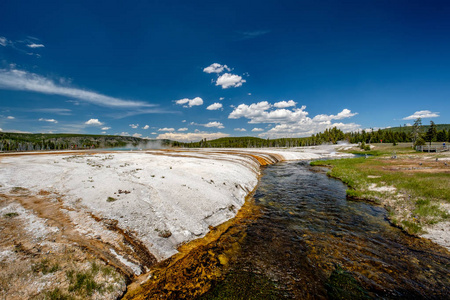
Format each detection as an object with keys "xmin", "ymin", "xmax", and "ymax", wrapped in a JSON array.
[
  {"xmin": 175, "ymin": 122, "xmax": 450, "ymax": 148},
  {"xmin": 0, "ymin": 132, "xmax": 171, "ymax": 152},
  {"xmin": 1, "ymin": 122, "xmax": 449, "ymax": 152}
]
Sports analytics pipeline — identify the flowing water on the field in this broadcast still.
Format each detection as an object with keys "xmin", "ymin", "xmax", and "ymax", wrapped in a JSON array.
[{"xmin": 198, "ymin": 161, "xmax": 450, "ymax": 299}]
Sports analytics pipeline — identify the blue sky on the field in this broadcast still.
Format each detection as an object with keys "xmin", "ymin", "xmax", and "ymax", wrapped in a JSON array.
[{"xmin": 0, "ymin": 0, "xmax": 449, "ymax": 141}]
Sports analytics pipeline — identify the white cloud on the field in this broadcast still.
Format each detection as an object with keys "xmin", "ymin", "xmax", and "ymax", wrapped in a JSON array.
[
  {"xmin": 178, "ymin": 127, "xmax": 188, "ymax": 131},
  {"xmin": 119, "ymin": 132, "xmax": 130, "ymax": 136},
  {"xmin": 313, "ymin": 109, "xmax": 358, "ymax": 122},
  {"xmin": 132, "ymin": 133, "xmax": 142, "ymax": 138},
  {"xmin": 182, "ymin": 120, "xmax": 186, "ymax": 123},
  {"xmin": 219, "ymin": 97, "xmax": 225, "ymax": 101},
  {"xmin": 402, "ymin": 110, "xmax": 440, "ymax": 120},
  {"xmin": 129, "ymin": 124, "xmax": 139, "ymax": 129},
  {"xmin": 38, "ymin": 118, "xmax": 58, "ymax": 123},
  {"xmin": 158, "ymin": 127, "xmax": 175, "ymax": 132},
  {"xmin": 6, "ymin": 116, "xmax": 15, "ymax": 119},
  {"xmin": 31, "ymin": 108, "xmax": 72, "ymax": 115},
  {"xmin": 0, "ymin": 68, "xmax": 154, "ymax": 108},
  {"xmin": 0, "ymin": 128, "xmax": 3, "ymax": 131},
  {"xmin": 252, "ymin": 128, "xmax": 264, "ymax": 132},
  {"xmin": 27, "ymin": 43, "xmax": 45, "ymax": 48},
  {"xmin": 175, "ymin": 97, "xmax": 203, "ymax": 108},
  {"xmin": 142, "ymin": 125, "xmax": 149, "ymax": 129},
  {"xmin": 0, "ymin": 37, "xmax": 8, "ymax": 47},
  {"xmin": 216, "ymin": 73, "xmax": 246, "ymax": 89},
  {"xmin": 274, "ymin": 100, "xmax": 297, "ymax": 108},
  {"xmin": 101, "ymin": 127, "xmax": 111, "ymax": 130},
  {"xmin": 203, "ymin": 121, "xmax": 224, "ymax": 129},
  {"xmin": 206, "ymin": 103, "xmax": 223, "ymax": 110},
  {"xmin": 85, "ymin": 119, "xmax": 104, "ymax": 126},
  {"xmin": 234, "ymin": 128, "xmax": 246, "ymax": 132},
  {"xmin": 229, "ymin": 101, "xmax": 360, "ymax": 138},
  {"xmin": 157, "ymin": 131, "xmax": 230, "ymax": 142},
  {"xmin": 203, "ymin": 63, "xmax": 231, "ymax": 74},
  {"xmin": 248, "ymin": 93, "xmax": 251, "ymax": 96}
]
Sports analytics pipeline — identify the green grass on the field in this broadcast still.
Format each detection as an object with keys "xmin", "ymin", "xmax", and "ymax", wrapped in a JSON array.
[
  {"xmin": 31, "ymin": 259, "xmax": 59, "ymax": 274},
  {"xmin": 43, "ymin": 288, "xmax": 74, "ymax": 300},
  {"xmin": 311, "ymin": 155, "xmax": 450, "ymax": 234},
  {"xmin": 67, "ymin": 266, "xmax": 103, "ymax": 297}
]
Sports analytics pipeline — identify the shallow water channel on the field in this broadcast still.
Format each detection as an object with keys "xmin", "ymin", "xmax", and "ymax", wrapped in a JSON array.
[{"xmin": 197, "ymin": 161, "xmax": 450, "ymax": 299}]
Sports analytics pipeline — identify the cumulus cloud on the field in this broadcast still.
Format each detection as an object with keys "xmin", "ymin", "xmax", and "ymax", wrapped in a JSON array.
[
  {"xmin": 178, "ymin": 127, "xmax": 188, "ymax": 131},
  {"xmin": 38, "ymin": 118, "xmax": 58, "ymax": 123},
  {"xmin": 402, "ymin": 110, "xmax": 440, "ymax": 120},
  {"xmin": 216, "ymin": 73, "xmax": 246, "ymax": 89},
  {"xmin": 203, "ymin": 121, "xmax": 224, "ymax": 129},
  {"xmin": 252, "ymin": 128, "xmax": 264, "ymax": 132},
  {"xmin": 142, "ymin": 125, "xmax": 149, "ymax": 129},
  {"xmin": 158, "ymin": 127, "xmax": 175, "ymax": 132},
  {"xmin": 0, "ymin": 68, "xmax": 155, "ymax": 108},
  {"xmin": 27, "ymin": 43, "xmax": 45, "ymax": 48},
  {"xmin": 129, "ymin": 124, "xmax": 139, "ymax": 129},
  {"xmin": 119, "ymin": 132, "xmax": 130, "ymax": 136},
  {"xmin": 132, "ymin": 133, "xmax": 142, "ymax": 138},
  {"xmin": 157, "ymin": 131, "xmax": 230, "ymax": 142},
  {"xmin": 85, "ymin": 119, "xmax": 104, "ymax": 126},
  {"xmin": 206, "ymin": 103, "xmax": 223, "ymax": 110},
  {"xmin": 234, "ymin": 128, "xmax": 246, "ymax": 132},
  {"xmin": 101, "ymin": 127, "xmax": 111, "ymax": 130},
  {"xmin": 203, "ymin": 63, "xmax": 231, "ymax": 74},
  {"xmin": 274, "ymin": 100, "xmax": 297, "ymax": 108},
  {"xmin": 229, "ymin": 101, "xmax": 360, "ymax": 138},
  {"xmin": 0, "ymin": 128, "xmax": 2, "ymax": 131},
  {"xmin": 6, "ymin": 116, "xmax": 15, "ymax": 119},
  {"xmin": 313, "ymin": 109, "xmax": 358, "ymax": 122},
  {"xmin": 175, "ymin": 97, "xmax": 203, "ymax": 107},
  {"xmin": 219, "ymin": 97, "xmax": 225, "ymax": 101}
]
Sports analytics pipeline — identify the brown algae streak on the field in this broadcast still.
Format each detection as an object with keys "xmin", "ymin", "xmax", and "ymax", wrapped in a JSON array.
[{"xmin": 125, "ymin": 161, "xmax": 450, "ymax": 299}]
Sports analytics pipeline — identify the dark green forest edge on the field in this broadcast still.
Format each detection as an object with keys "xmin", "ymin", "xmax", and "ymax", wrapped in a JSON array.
[
  {"xmin": 175, "ymin": 121, "xmax": 450, "ymax": 148},
  {"xmin": 1, "ymin": 121, "xmax": 449, "ymax": 152},
  {"xmin": 0, "ymin": 132, "xmax": 172, "ymax": 152}
]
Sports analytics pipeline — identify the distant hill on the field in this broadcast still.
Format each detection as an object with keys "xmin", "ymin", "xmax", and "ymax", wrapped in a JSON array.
[
  {"xmin": 0, "ymin": 132, "xmax": 172, "ymax": 152},
  {"xmin": 381, "ymin": 124, "xmax": 450, "ymax": 133}
]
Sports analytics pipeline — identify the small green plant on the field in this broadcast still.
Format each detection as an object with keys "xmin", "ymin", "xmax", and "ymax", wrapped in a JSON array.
[
  {"xmin": 43, "ymin": 287, "xmax": 74, "ymax": 300},
  {"xmin": 3, "ymin": 212, "xmax": 19, "ymax": 218},
  {"xmin": 67, "ymin": 270, "xmax": 103, "ymax": 296},
  {"xmin": 106, "ymin": 197, "xmax": 117, "ymax": 202},
  {"xmin": 31, "ymin": 259, "xmax": 59, "ymax": 274},
  {"xmin": 401, "ymin": 220, "xmax": 422, "ymax": 234}
]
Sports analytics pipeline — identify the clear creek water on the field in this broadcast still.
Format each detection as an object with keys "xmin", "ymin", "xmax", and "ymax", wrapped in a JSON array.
[{"xmin": 198, "ymin": 161, "xmax": 450, "ymax": 299}]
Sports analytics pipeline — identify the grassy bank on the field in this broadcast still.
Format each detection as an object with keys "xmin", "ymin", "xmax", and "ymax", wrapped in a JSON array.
[{"xmin": 312, "ymin": 143, "xmax": 450, "ymax": 234}]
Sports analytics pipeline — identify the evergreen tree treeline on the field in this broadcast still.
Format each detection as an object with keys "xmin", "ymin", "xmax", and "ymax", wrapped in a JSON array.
[{"xmin": 1, "ymin": 122, "xmax": 449, "ymax": 152}]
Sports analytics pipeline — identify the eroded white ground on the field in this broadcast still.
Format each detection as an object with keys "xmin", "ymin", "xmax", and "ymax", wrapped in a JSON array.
[{"xmin": 0, "ymin": 147, "xmax": 348, "ymax": 264}]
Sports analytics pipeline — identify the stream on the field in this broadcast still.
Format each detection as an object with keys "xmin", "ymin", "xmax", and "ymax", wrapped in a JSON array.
[{"xmin": 198, "ymin": 161, "xmax": 450, "ymax": 299}]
